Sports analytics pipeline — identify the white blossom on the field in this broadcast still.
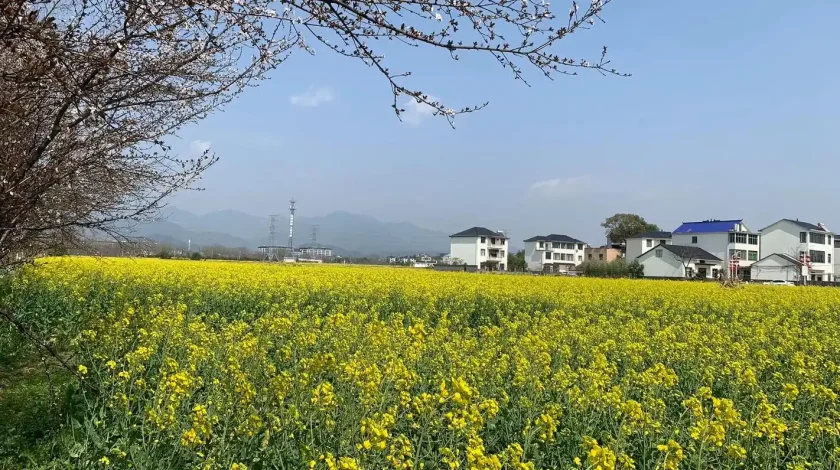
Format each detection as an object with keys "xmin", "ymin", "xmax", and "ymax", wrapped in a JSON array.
[{"xmin": 435, "ymin": 12, "xmax": 442, "ymax": 21}]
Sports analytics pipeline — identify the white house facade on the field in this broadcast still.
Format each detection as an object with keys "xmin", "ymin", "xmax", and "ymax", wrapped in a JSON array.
[
  {"xmin": 625, "ymin": 231, "xmax": 672, "ymax": 260},
  {"xmin": 636, "ymin": 245, "xmax": 723, "ymax": 279},
  {"xmin": 523, "ymin": 234, "xmax": 586, "ymax": 272},
  {"xmin": 759, "ymin": 219, "xmax": 834, "ymax": 282},
  {"xmin": 670, "ymin": 219, "xmax": 759, "ymax": 279},
  {"xmin": 835, "ymin": 239, "xmax": 840, "ymax": 278},
  {"xmin": 449, "ymin": 227, "xmax": 509, "ymax": 271},
  {"xmin": 750, "ymin": 253, "xmax": 803, "ymax": 282}
]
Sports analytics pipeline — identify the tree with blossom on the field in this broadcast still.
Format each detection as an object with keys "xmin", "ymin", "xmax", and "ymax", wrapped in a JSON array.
[{"xmin": 0, "ymin": 0, "xmax": 622, "ymax": 268}]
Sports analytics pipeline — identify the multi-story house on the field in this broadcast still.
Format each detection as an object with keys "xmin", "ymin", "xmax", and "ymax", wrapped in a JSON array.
[
  {"xmin": 758, "ymin": 219, "xmax": 834, "ymax": 281},
  {"xmin": 449, "ymin": 227, "xmax": 509, "ymax": 271},
  {"xmin": 523, "ymin": 234, "xmax": 586, "ymax": 272},
  {"xmin": 625, "ymin": 231, "xmax": 672, "ymax": 260},
  {"xmin": 670, "ymin": 219, "xmax": 760, "ymax": 279},
  {"xmin": 584, "ymin": 246, "xmax": 622, "ymax": 262}
]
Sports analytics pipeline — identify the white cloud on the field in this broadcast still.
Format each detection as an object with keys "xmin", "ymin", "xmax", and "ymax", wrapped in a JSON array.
[
  {"xmin": 190, "ymin": 139, "xmax": 212, "ymax": 155},
  {"xmin": 401, "ymin": 95, "xmax": 438, "ymax": 127},
  {"xmin": 528, "ymin": 175, "xmax": 592, "ymax": 199},
  {"xmin": 289, "ymin": 86, "xmax": 335, "ymax": 107}
]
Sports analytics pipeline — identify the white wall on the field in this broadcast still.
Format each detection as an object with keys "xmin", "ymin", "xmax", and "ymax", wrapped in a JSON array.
[
  {"xmin": 627, "ymin": 237, "xmax": 670, "ymax": 260},
  {"xmin": 638, "ymin": 248, "xmax": 686, "ymax": 277},
  {"xmin": 761, "ymin": 220, "xmax": 835, "ymax": 280},
  {"xmin": 671, "ymin": 232, "xmax": 728, "ymax": 260},
  {"xmin": 450, "ymin": 237, "xmax": 479, "ymax": 266},
  {"xmin": 751, "ymin": 256, "xmax": 800, "ymax": 282},
  {"xmin": 835, "ymin": 245, "xmax": 840, "ymax": 278},
  {"xmin": 639, "ymin": 247, "xmax": 722, "ymax": 278},
  {"xmin": 524, "ymin": 241, "xmax": 544, "ymax": 271}
]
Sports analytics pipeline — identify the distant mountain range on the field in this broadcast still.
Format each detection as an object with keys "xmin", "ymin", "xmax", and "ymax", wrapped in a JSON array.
[{"xmin": 127, "ymin": 208, "xmax": 451, "ymax": 257}]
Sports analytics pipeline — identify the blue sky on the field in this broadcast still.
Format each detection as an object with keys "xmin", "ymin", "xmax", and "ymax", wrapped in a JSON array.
[{"xmin": 172, "ymin": 0, "xmax": 840, "ymax": 245}]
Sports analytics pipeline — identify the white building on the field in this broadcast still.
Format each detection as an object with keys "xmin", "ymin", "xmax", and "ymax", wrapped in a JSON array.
[
  {"xmin": 835, "ymin": 239, "xmax": 840, "ymax": 278},
  {"xmin": 625, "ymin": 231, "xmax": 672, "ymax": 260},
  {"xmin": 750, "ymin": 253, "xmax": 803, "ymax": 282},
  {"xmin": 522, "ymin": 234, "xmax": 586, "ymax": 273},
  {"xmin": 670, "ymin": 219, "xmax": 759, "ymax": 280},
  {"xmin": 297, "ymin": 246, "xmax": 333, "ymax": 258},
  {"xmin": 636, "ymin": 244, "xmax": 723, "ymax": 279},
  {"xmin": 449, "ymin": 227, "xmax": 509, "ymax": 271},
  {"xmin": 758, "ymin": 219, "xmax": 834, "ymax": 282}
]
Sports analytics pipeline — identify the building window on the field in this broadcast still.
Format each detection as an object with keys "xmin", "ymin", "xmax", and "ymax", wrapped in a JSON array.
[
  {"xmin": 577, "ymin": 244, "xmax": 584, "ymax": 250},
  {"xmin": 500, "ymin": 239, "xmax": 505, "ymax": 245},
  {"xmin": 553, "ymin": 253, "xmax": 561, "ymax": 260},
  {"xmin": 599, "ymin": 254, "xmax": 604, "ymax": 260},
  {"xmin": 538, "ymin": 241, "xmax": 544, "ymax": 249},
  {"xmin": 728, "ymin": 233, "xmax": 735, "ymax": 243},
  {"xmin": 748, "ymin": 234, "xmax": 758, "ymax": 245},
  {"xmin": 578, "ymin": 255, "xmax": 582, "ymax": 262},
  {"xmin": 553, "ymin": 242, "xmax": 561, "ymax": 249},
  {"xmin": 712, "ymin": 268, "xmax": 719, "ymax": 278},
  {"xmin": 660, "ymin": 240, "xmax": 667, "ymax": 245},
  {"xmin": 748, "ymin": 250, "xmax": 758, "ymax": 261},
  {"xmin": 729, "ymin": 249, "xmax": 747, "ymax": 260},
  {"xmin": 588, "ymin": 254, "xmax": 592, "ymax": 260},
  {"xmin": 685, "ymin": 267, "xmax": 694, "ymax": 278},
  {"xmin": 646, "ymin": 239, "xmax": 652, "ymax": 247},
  {"xmin": 800, "ymin": 232, "xmax": 807, "ymax": 243},
  {"xmin": 545, "ymin": 252, "xmax": 551, "ymax": 260},
  {"xmin": 734, "ymin": 233, "xmax": 747, "ymax": 244},
  {"xmin": 829, "ymin": 235, "xmax": 833, "ymax": 245},
  {"xmin": 691, "ymin": 236, "xmax": 698, "ymax": 244},
  {"xmin": 481, "ymin": 237, "xmax": 486, "ymax": 243},
  {"xmin": 811, "ymin": 232, "xmax": 826, "ymax": 244},
  {"xmin": 480, "ymin": 249, "xmax": 486, "ymax": 256},
  {"xmin": 500, "ymin": 250, "xmax": 505, "ymax": 257},
  {"xmin": 655, "ymin": 249, "xmax": 663, "ymax": 258},
  {"xmin": 829, "ymin": 254, "xmax": 832, "ymax": 263},
  {"xmin": 810, "ymin": 250, "xmax": 826, "ymax": 263}
]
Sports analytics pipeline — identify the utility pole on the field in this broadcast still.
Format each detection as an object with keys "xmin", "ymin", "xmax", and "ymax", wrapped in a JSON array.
[{"xmin": 288, "ymin": 198, "xmax": 296, "ymax": 252}]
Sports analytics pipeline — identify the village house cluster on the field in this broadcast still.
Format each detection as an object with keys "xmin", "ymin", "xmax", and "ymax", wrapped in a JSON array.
[{"xmin": 447, "ymin": 218, "xmax": 840, "ymax": 282}]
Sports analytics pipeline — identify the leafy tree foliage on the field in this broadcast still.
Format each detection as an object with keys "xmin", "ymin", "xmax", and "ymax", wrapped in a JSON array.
[
  {"xmin": 508, "ymin": 249, "xmax": 527, "ymax": 271},
  {"xmin": 578, "ymin": 257, "xmax": 643, "ymax": 278},
  {"xmin": 601, "ymin": 213, "xmax": 660, "ymax": 245}
]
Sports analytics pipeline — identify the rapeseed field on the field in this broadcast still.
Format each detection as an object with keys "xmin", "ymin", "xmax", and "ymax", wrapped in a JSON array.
[{"xmin": 4, "ymin": 257, "xmax": 840, "ymax": 469}]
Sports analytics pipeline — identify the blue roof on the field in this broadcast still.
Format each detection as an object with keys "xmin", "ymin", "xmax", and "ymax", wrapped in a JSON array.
[{"xmin": 673, "ymin": 219, "xmax": 742, "ymax": 234}]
